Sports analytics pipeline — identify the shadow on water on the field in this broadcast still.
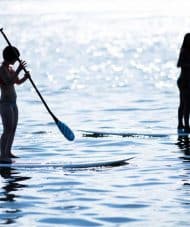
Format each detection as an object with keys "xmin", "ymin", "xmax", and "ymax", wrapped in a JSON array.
[{"xmin": 0, "ymin": 168, "xmax": 30, "ymax": 225}]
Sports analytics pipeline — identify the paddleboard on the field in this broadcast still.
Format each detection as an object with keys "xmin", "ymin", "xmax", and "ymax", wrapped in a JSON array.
[
  {"xmin": 80, "ymin": 130, "xmax": 190, "ymax": 138},
  {"xmin": 0, "ymin": 157, "xmax": 133, "ymax": 169}
]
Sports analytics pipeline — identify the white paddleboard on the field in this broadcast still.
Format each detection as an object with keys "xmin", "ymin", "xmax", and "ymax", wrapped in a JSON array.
[
  {"xmin": 0, "ymin": 157, "xmax": 133, "ymax": 169},
  {"xmin": 80, "ymin": 130, "xmax": 190, "ymax": 138}
]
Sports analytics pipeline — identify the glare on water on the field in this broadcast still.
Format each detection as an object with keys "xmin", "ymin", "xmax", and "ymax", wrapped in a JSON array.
[{"xmin": 0, "ymin": 0, "xmax": 190, "ymax": 226}]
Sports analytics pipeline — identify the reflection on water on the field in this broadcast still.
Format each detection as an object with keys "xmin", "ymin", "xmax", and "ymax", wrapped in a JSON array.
[
  {"xmin": 177, "ymin": 136, "xmax": 190, "ymax": 156},
  {"xmin": 0, "ymin": 168, "xmax": 30, "ymax": 225},
  {"xmin": 176, "ymin": 136, "xmax": 190, "ymax": 207},
  {"xmin": 1, "ymin": 0, "xmax": 190, "ymax": 225}
]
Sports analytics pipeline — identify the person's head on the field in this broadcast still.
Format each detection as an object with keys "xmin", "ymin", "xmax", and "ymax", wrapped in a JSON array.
[
  {"xmin": 182, "ymin": 33, "xmax": 190, "ymax": 50},
  {"xmin": 2, "ymin": 46, "xmax": 20, "ymax": 64}
]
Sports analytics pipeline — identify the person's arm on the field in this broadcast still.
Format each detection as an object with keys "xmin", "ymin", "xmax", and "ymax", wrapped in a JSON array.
[
  {"xmin": 14, "ymin": 60, "xmax": 30, "ymax": 85},
  {"xmin": 15, "ymin": 71, "xmax": 30, "ymax": 85},
  {"xmin": 0, "ymin": 61, "xmax": 27, "ymax": 85},
  {"xmin": 15, "ymin": 60, "xmax": 27, "ymax": 77}
]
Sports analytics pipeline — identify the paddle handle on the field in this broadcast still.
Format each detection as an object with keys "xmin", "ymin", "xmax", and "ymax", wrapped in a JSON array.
[
  {"xmin": 0, "ymin": 28, "xmax": 57, "ymax": 122},
  {"xmin": 28, "ymin": 75, "xmax": 58, "ymax": 122}
]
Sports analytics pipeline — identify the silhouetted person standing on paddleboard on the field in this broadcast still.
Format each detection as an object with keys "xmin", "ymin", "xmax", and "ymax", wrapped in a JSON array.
[
  {"xmin": 177, "ymin": 33, "xmax": 190, "ymax": 133},
  {"xmin": 0, "ymin": 46, "xmax": 30, "ymax": 163}
]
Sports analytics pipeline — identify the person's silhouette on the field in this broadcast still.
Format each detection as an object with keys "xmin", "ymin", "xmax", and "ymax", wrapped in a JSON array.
[{"xmin": 177, "ymin": 33, "xmax": 190, "ymax": 133}]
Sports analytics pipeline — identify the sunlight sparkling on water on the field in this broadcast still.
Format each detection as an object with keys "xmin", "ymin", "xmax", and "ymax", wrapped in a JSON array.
[{"xmin": 0, "ymin": 0, "xmax": 190, "ymax": 226}]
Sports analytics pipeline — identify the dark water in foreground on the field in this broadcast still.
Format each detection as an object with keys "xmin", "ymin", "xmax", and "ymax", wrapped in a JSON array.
[{"xmin": 1, "ymin": 0, "xmax": 190, "ymax": 226}]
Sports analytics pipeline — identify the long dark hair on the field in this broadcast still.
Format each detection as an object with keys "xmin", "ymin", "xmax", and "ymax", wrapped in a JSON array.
[
  {"xmin": 181, "ymin": 33, "xmax": 190, "ymax": 50},
  {"xmin": 177, "ymin": 33, "xmax": 190, "ymax": 67}
]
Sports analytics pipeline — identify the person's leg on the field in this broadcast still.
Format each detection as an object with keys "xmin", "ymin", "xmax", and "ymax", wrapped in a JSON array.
[
  {"xmin": 8, "ymin": 104, "xmax": 18, "ymax": 157},
  {"xmin": 183, "ymin": 95, "xmax": 190, "ymax": 132},
  {"xmin": 0, "ymin": 104, "xmax": 16, "ymax": 160},
  {"xmin": 178, "ymin": 92, "xmax": 184, "ymax": 130}
]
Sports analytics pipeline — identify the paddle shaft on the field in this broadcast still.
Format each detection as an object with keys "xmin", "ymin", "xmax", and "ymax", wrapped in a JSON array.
[{"xmin": 0, "ymin": 28, "xmax": 57, "ymax": 122}]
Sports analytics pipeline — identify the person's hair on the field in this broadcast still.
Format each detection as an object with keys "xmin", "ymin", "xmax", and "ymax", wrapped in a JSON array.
[
  {"xmin": 177, "ymin": 33, "xmax": 190, "ymax": 67},
  {"xmin": 181, "ymin": 33, "xmax": 190, "ymax": 50},
  {"xmin": 2, "ymin": 46, "xmax": 20, "ymax": 62}
]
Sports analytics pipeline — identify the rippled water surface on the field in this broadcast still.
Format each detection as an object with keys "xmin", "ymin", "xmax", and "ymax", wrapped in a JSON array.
[{"xmin": 1, "ymin": 0, "xmax": 190, "ymax": 226}]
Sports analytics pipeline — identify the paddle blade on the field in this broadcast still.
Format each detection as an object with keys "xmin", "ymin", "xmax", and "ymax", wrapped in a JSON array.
[{"xmin": 56, "ymin": 121, "xmax": 75, "ymax": 141}]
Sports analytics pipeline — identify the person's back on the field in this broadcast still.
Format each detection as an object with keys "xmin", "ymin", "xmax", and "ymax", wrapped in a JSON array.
[{"xmin": 0, "ymin": 65, "xmax": 17, "ymax": 103}]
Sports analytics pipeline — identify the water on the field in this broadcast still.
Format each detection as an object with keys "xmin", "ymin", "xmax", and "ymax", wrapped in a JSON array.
[{"xmin": 0, "ymin": 0, "xmax": 190, "ymax": 226}]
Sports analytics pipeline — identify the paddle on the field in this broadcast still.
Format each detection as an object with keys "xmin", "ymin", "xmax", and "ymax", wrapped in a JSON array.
[{"xmin": 0, "ymin": 28, "xmax": 75, "ymax": 141}]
